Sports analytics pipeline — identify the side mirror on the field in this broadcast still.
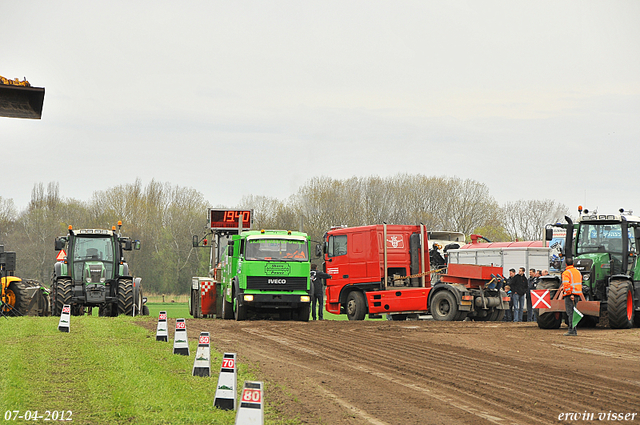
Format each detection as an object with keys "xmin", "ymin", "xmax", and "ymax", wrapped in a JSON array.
[
  {"xmin": 54, "ymin": 238, "xmax": 66, "ymax": 251},
  {"xmin": 192, "ymin": 235, "xmax": 199, "ymax": 248},
  {"xmin": 544, "ymin": 227, "xmax": 553, "ymax": 241},
  {"xmin": 134, "ymin": 240, "xmax": 141, "ymax": 250},
  {"xmin": 315, "ymin": 244, "xmax": 322, "ymax": 258}
]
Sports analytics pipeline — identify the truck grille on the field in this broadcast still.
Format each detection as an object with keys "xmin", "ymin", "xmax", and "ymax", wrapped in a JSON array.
[{"xmin": 246, "ymin": 276, "xmax": 307, "ymax": 291}]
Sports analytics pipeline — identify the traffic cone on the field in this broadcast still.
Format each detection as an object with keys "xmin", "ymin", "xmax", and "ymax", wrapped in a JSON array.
[
  {"xmin": 213, "ymin": 352, "xmax": 237, "ymax": 410},
  {"xmin": 156, "ymin": 311, "xmax": 168, "ymax": 341},
  {"xmin": 235, "ymin": 381, "xmax": 264, "ymax": 424},
  {"xmin": 173, "ymin": 318, "xmax": 189, "ymax": 356},
  {"xmin": 192, "ymin": 332, "xmax": 211, "ymax": 377},
  {"xmin": 58, "ymin": 304, "xmax": 71, "ymax": 332}
]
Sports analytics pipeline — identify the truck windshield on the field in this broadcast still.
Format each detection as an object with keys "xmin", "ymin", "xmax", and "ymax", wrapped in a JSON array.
[
  {"xmin": 245, "ymin": 239, "xmax": 308, "ymax": 261},
  {"xmin": 73, "ymin": 236, "xmax": 114, "ymax": 261},
  {"xmin": 576, "ymin": 223, "xmax": 624, "ymax": 255}
]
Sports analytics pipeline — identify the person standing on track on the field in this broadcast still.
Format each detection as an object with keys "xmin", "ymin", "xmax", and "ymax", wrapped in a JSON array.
[
  {"xmin": 510, "ymin": 267, "xmax": 528, "ymax": 322},
  {"xmin": 310, "ymin": 263, "xmax": 331, "ymax": 320},
  {"xmin": 526, "ymin": 268, "xmax": 538, "ymax": 322},
  {"xmin": 562, "ymin": 258, "xmax": 582, "ymax": 336}
]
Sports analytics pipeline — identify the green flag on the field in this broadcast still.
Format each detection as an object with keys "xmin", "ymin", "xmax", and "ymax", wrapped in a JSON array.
[{"xmin": 572, "ymin": 306, "xmax": 583, "ymax": 328}]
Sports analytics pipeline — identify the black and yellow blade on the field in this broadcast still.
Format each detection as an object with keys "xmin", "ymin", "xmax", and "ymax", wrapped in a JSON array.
[{"xmin": 0, "ymin": 84, "xmax": 45, "ymax": 119}]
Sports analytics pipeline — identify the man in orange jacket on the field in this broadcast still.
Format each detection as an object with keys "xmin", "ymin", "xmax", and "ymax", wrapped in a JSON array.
[{"xmin": 562, "ymin": 258, "xmax": 583, "ymax": 336}]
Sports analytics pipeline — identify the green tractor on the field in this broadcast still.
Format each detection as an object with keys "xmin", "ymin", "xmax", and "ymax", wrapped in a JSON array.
[
  {"xmin": 539, "ymin": 208, "xmax": 640, "ymax": 329},
  {"xmin": 51, "ymin": 222, "xmax": 147, "ymax": 317}
]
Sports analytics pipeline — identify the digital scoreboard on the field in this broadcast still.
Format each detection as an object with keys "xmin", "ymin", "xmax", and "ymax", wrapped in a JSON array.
[{"xmin": 208, "ymin": 209, "xmax": 252, "ymax": 231}]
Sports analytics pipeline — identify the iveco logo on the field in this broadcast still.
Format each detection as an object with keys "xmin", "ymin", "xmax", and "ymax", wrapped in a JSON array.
[{"xmin": 267, "ymin": 279, "xmax": 287, "ymax": 284}]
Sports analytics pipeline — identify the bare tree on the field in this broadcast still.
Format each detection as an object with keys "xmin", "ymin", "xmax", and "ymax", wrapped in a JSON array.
[{"xmin": 502, "ymin": 199, "xmax": 569, "ymax": 241}]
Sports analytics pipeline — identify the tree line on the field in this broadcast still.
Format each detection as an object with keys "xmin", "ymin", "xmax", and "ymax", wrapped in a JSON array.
[{"xmin": 0, "ymin": 175, "xmax": 568, "ymax": 294}]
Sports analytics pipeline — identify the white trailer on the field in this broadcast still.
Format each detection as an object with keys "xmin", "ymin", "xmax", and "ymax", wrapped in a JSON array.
[{"xmin": 447, "ymin": 245, "xmax": 551, "ymax": 277}]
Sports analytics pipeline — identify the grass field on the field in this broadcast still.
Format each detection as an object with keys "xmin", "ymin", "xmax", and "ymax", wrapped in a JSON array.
[{"xmin": 0, "ymin": 315, "xmax": 297, "ymax": 425}]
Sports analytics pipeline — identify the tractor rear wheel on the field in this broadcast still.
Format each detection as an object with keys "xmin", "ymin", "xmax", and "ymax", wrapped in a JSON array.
[
  {"xmin": 345, "ymin": 291, "xmax": 367, "ymax": 320},
  {"xmin": 3, "ymin": 281, "xmax": 29, "ymax": 315},
  {"xmin": 608, "ymin": 279, "xmax": 634, "ymax": 329},
  {"xmin": 430, "ymin": 290, "xmax": 459, "ymax": 321},
  {"xmin": 54, "ymin": 278, "xmax": 72, "ymax": 317},
  {"xmin": 537, "ymin": 311, "xmax": 562, "ymax": 329},
  {"xmin": 536, "ymin": 278, "xmax": 562, "ymax": 329},
  {"xmin": 117, "ymin": 279, "xmax": 134, "ymax": 316}
]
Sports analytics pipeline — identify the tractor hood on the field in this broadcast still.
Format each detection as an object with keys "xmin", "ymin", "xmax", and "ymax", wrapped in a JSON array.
[{"xmin": 83, "ymin": 261, "xmax": 107, "ymax": 285}]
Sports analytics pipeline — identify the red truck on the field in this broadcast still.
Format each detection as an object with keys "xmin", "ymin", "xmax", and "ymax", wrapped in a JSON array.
[{"xmin": 322, "ymin": 224, "xmax": 509, "ymax": 321}]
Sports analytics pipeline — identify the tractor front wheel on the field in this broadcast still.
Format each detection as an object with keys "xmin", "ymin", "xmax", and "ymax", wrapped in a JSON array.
[
  {"xmin": 608, "ymin": 279, "xmax": 634, "ymax": 329},
  {"xmin": 117, "ymin": 279, "xmax": 134, "ymax": 316},
  {"xmin": 53, "ymin": 278, "xmax": 72, "ymax": 317}
]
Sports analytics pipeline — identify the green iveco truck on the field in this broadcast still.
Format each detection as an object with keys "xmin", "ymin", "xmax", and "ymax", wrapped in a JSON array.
[{"xmin": 219, "ymin": 229, "xmax": 312, "ymax": 321}]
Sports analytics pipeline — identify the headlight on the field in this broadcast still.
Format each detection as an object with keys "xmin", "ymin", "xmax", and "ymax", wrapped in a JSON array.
[
  {"xmin": 243, "ymin": 294, "xmax": 254, "ymax": 302},
  {"xmin": 300, "ymin": 295, "xmax": 310, "ymax": 302},
  {"xmin": 100, "ymin": 278, "xmax": 106, "ymax": 283},
  {"xmin": 86, "ymin": 277, "xmax": 91, "ymax": 283}
]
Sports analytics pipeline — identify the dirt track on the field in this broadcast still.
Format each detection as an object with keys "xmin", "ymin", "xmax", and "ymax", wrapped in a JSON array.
[{"xmin": 140, "ymin": 319, "xmax": 640, "ymax": 424}]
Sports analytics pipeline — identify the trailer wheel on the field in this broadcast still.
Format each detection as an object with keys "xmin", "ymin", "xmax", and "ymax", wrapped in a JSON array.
[
  {"xmin": 431, "ymin": 290, "xmax": 459, "ymax": 321},
  {"xmin": 608, "ymin": 279, "xmax": 634, "ymax": 329},
  {"xmin": 345, "ymin": 291, "xmax": 366, "ymax": 321}
]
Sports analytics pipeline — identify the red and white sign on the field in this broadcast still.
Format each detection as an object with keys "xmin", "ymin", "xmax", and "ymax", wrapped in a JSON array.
[
  {"xmin": 62, "ymin": 306, "xmax": 70, "ymax": 314},
  {"xmin": 199, "ymin": 335, "xmax": 210, "ymax": 344},
  {"xmin": 56, "ymin": 250, "xmax": 67, "ymax": 261},
  {"xmin": 531, "ymin": 289, "xmax": 551, "ymax": 309},
  {"xmin": 176, "ymin": 321, "xmax": 186, "ymax": 329},
  {"xmin": 241, "ymin": 388, "xmax": 262, "ymax": 403},
  {"xmin": 386, "ymin": 235, "xmax": 405, "ymax": 249},
  {"xmin": 222, "ymin": 358, "xmax": 235, "ymax": 369},
  {"xmin": 159, "ymin": 313, "xmax": 167, "ymax": 321}
]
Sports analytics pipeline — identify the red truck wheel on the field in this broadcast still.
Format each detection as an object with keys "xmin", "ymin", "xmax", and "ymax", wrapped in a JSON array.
[
  {"xmin": 431, "ymin": 290, "xmax": 459, "ymax": 321},
  {"xmin": 346, "ymin": 291, "xmax": 366, "ymax": 320}
]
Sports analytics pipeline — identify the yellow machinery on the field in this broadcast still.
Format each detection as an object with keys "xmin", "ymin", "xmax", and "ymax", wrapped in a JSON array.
[
  {"xmin": 1, "ymin": 246, "xmax": 50, "ymax": 317},
  {"xmin": 0, "ymin": 75, "xmax": 45, "ymax": 119}
]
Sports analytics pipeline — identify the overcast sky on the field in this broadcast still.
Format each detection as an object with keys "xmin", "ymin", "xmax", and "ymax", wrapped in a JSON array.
[{"xmin": 2, "ymin": 1, "xmax": 639, "ymax": 217}]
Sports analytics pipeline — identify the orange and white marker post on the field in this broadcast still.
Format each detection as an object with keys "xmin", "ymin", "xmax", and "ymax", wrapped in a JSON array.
[
  {"xmin": 156, "ymin": 311, "xmax": 168, "ymax": 341},
  {"xmin": 192, "ymin": 332, "xmax": 211, "ymax": 377},
  {"xmin": 173, "ymin": 318, "xmax": 189, "ymax": 356},
  {"xmin": 213, "ymin": 352, "xmax": 237, "ymax": 410},
  {"xmin": 235, "ymin": 381, "xmax": 264, "ymax": 424},
  {"xmin": 58, "ymin": 304, "xmax": 71, "ymax": 332}
]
